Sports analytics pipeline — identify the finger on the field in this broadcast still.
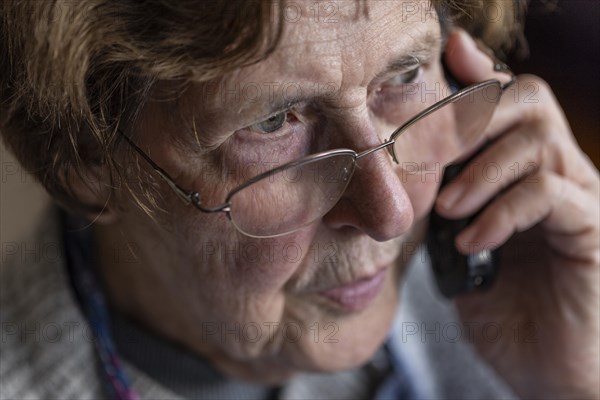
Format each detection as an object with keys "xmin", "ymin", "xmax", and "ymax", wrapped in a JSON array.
[
  {"xmin": 482, "ymin": 75, "xmax": 563, "ymax": 140},
  {"xmin": 481, "ymin": 75, "xmax": 599, "ymax": 190},
  {"xmin": 444, "ymin": 30, "xmax": 510, "ymax": 86},
  {"xmin": 435, "ymin": 128, "xmax": 541, "ymax": 219},
  {"xmin": 454, "ymin": 171, "xmax": 599, "ymax": 259}
]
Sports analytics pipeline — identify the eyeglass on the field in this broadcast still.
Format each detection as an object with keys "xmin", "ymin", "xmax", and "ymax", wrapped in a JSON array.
[{"xmin": 119, "ymin": 59, "xmax": 515, "ymax": 238}]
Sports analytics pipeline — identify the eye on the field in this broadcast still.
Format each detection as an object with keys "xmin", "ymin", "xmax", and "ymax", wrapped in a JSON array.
[
  {"xmin": 369, "ymin": 64, "xmax": 427, "ymax": 122},
  {"xmin": 233, "ymin": 109, "xmax": 311, "ymax": 165},
  {"xmin": 382, "ymin": 66, "xmax": 422, "ymax": 88},
  {"xmin": 251, "ymin": 111, "xmax": 288, "ymax": 134}
]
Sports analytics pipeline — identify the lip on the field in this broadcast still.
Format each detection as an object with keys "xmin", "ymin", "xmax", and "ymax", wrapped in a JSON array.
[{"xmin": 318, "ymin": 268, "xmax": 388, "ymax": 312}]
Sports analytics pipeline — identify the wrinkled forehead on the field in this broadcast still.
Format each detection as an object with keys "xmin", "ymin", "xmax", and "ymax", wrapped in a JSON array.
[
  {"xmin": 241, "ymin": 0, "xmax": 440, "ymax": 80},
  {"xmin": 275, "ymin": 0, "xmax": 436, "ymax": 46},
  {"xmin": 149, "ymin": 0, "xmax": 442, "ymax": 141}
]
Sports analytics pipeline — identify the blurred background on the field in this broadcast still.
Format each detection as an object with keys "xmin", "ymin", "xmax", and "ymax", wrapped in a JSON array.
[
  {"xmin": 509, "ymin": 0, "xmax": 599, "ymax": 168},
  {"xmin": 1, "ymin": 0, "xmax": 599, "ymax": 248}
]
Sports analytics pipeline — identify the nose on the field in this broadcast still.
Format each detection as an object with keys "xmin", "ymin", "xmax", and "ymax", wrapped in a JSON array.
[{"xmin": 321, "ymin": 110, "xmax": 414, "ymax": 242}]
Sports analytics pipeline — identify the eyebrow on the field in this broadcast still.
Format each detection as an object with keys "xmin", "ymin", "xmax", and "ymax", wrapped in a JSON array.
[
  {"xmin": 373, "ymin": 31, "xmax": 441, "ymax": 83},
  {"xmin": 258, "ymin": 31, "xmax": 442, "ymax": 117}
]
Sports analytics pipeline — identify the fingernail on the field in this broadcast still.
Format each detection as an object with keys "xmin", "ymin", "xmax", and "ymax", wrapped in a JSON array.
[
  {"xmin": 437, "ymin": 184, "xmax": 465, "ymax": 211},
  {"xmin": 457, "ymin": 225, "xmax": 478, "ymax": 246},
  {"xmin": 457, "ymin": 29, "xmax": 476, "ymax": 47}
]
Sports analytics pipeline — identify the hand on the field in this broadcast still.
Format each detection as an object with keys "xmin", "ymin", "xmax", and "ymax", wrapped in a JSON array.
[{"xmin": 437, "ymin": 30, "xmax": 600, "ymax": 399}]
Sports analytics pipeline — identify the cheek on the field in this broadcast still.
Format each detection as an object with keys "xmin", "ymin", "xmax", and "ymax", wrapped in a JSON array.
[
  {"xmin": 153, "ymin": 138, "xmax": 320, "ymax": 304},
  {"xmin": 122, "ymin": 168, "xmax": 304, "ymax": 313},
  {"xmin": 175, "ymin": 213, "xmax": 311, "ymax": 296}
]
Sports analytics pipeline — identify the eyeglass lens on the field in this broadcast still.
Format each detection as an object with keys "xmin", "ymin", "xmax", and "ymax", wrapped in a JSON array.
[
  {"xmin": 229, "ymin": 81, "xmax": 502, "ymax": 238},
  {"xmin": 392, "ymin": 81, "xmax": 501, "ymax": 166},
  {"xmin": 229, "ymin": 154, "xmax": 356, "ymax": 237}
]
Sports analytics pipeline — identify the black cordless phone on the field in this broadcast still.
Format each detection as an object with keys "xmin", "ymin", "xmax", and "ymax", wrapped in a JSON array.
[
  {"xmin": 426, "ymin": 63, "xmax": 499, "ymax": 299},
  {"xmin": 427, "ymin": 155, "xmax": 500, "ymax": 298}
]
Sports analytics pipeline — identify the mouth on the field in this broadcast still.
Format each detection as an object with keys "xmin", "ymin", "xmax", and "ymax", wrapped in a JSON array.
[{"xmin": 317, "ymin": 268, "xmax": 388, "ymax": 313}]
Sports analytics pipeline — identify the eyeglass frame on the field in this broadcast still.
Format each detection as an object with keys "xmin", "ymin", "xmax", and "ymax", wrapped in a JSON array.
[{"xmin": 118, "ymin": 58, "xmax": 516, "ymax": 236}]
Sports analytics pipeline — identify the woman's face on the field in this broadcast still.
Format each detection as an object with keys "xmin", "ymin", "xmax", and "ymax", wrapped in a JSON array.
[{"xmin": 103, "ymin": 0, "xmax": 454, "ymax": 383}]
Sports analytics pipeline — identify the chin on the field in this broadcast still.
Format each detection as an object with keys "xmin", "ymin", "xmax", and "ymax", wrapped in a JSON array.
[
  {"xmin": 210, "ymin": 236, "xmax": 411, "ymax": 384},
  {"xmin": 281, "ymin": 268, "xmax": 400, "ymax": 374}
]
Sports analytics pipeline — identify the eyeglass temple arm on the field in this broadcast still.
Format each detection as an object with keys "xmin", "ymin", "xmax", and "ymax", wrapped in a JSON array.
[
  {"xmin": 117, "ymin": 131, "xmax": 230, "ymax": 213},
  {"xmin": 117, "ymin": 129, "xmax": 194, "ymax": 204}
]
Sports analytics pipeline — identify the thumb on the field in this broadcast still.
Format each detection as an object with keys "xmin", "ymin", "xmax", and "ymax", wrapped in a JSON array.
[{"xmin": 444, "ymin": 30, "xmax": 510, "ymax": 86}]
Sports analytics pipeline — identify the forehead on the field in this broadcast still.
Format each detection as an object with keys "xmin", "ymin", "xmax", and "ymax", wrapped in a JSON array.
[
  {"xmin": 167, "ymin": 0, "xmax": 441, "ymax": 138},
  {"xmin": 242, "ymin": 0, "xmax": 439, "ymax": 78}
]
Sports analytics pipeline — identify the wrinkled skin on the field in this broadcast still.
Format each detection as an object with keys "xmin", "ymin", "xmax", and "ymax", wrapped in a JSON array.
[{"xmin": 84, "ymin": 1, "xmax": 599, "ymax": 397}]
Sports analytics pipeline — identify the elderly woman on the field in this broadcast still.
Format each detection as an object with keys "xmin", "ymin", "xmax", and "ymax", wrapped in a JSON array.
[{"xmin": 1, "ymin": 0, "xmax": 598, "ymax": 399}]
